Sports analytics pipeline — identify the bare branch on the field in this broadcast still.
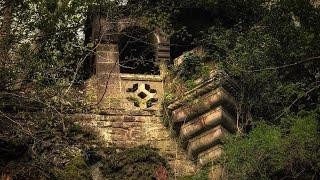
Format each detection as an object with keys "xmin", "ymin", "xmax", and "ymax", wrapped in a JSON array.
[{"xmin": 250, "ymin": 56, "xmax": 320, "ymax": 73}]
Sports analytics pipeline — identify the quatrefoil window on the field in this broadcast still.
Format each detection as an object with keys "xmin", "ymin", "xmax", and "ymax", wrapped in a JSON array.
[{"xmin": 127, "ymin": 83, "xmax": 158, "ymax": 108}]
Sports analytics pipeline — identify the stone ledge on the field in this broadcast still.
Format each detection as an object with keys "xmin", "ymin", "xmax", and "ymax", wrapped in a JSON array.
[
  {"xmin": 120, "ymin": 73, "xmax": 163, "ymax": 82},
  {"xmin": 99, "ymin": 109, "xmax": 162, "ymax": 117},
  {"xmin": 168, "ymin": 77, "xmax": 238, "ymax": 111},
  {"xmin": 180, "ymin": 106, "xmax": 236, "ymax": 141},
  {"xmin": 171, "ymin": 88, "xmax": 237, "ymax": 123},
  {"xmin": 187, "ymin": 125, "xmax": 228, "ymax": 159},
  {"xmin": 198, "ymin": 145, "xmax": 223, "ymax": 166}
]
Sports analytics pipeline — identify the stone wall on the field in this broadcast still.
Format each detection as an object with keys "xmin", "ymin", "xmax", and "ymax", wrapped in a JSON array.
[
  {"xmin": 84, "ymin": 70, "xmax": 197, "ymax": 176},
  {"xmin": 83, "ymin": 18, "xmax": 195, "ymax": 175},
  {"xmin": 74, "ymin": 112, "xmax": 196, "ymax": 176}
]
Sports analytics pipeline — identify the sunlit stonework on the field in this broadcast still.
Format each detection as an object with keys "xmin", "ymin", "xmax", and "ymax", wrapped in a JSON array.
[{"xmin": 127, "ymin": 83, "xmax": 158, "ymax": 108}]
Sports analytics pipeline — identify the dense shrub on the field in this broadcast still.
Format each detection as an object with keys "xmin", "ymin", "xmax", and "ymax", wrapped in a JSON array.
[
  {"xmin": 222, "ymin": 110, "xmax": 320, "ymax": 179},
  {"xmin": 101, "ymin": 145, "xmax": 171, "ymax": 179}
]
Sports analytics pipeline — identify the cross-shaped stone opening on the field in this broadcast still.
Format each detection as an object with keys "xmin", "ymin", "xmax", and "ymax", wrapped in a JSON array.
[{"xmin": 127, "ymin": 83, "xmax": 158, "ymax": 108}]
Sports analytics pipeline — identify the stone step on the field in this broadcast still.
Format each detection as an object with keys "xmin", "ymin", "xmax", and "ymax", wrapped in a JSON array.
[
  {"xmin": 158, "ymin": 45, "xmax": 170, "ymax": 52},
  {"xmin": 187, "ymin": 125, "xmax": 228, "ymax": 158},
  {"xmin": 172, "ymin": 88, "xmax": 236, "ymax": 123},
  {"xmin": 157, "ymin": 57, "xmax": 170, "ymax": 62},
  {"xmin": 157, "ymin": 52, "xmax": 170, "ymax": 58},
  {"xmin": 198, "ymin": 145, "xmax": 223, "ymax": 166},
  {"xmin": 180, "ymin": 106, "xmax": 236, "ymax": 141}
]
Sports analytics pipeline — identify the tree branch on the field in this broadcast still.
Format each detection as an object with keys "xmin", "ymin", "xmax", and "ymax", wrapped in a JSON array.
[{"xmin": 251, "ymin": 56, "xmax": 320, "ymax": 72}]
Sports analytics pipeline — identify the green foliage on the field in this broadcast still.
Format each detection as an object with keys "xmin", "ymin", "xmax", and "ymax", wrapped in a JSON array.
[
  {"xmin": 101, "ymin": 145, "xmax": 171, "ymax": 179},
  {"xmin": 0, "ymin": 112, "xmax": 104, "ymax": 179},
  {"xmin": 181, "ymin": 167, "xmax": 210, "ymax": 180},
  {"xmin": 194, "ymin": 0, "xmax": 320, "ymax": 121},
  {"xmin": 176, "ymin": 53, "xmax": 202, "ymax": 81},
  {"xmin": 164, "ymin": 92, "xmax": 175, "ymax": 103},
  {"xmin": 174, "ymin": 52, "xmax": 211, "ymax": 90},
  {"xmin": 54, "ymin": 156, "xmax": 91, "ymax": 180},
  {"xmin": 222, "ymin": 111, "xmax": 320, "ymax": 179},
  {"xmin": 127, "ymin": 96, "xmax": 141, "ymax": 107},
  {"xmin": 158, "ymin": 1, "xmax": 320, "ymax": 179}
]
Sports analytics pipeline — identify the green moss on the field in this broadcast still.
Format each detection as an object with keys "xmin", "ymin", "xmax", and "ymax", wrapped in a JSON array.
[
  {"xmin": 180, "ymin": 167, "xmax": 210, "ymax": 180},
  {"xmin": 54, "ymin": 156, "xmax": 91, "ymax": 180},
  {"xmin": 171, "ymin": 52, "xmax": 214, "ymax": 92},
  {"xmin": 100, "ymin": 145, "xmax": 171, "ymax": 179},
  {"xmin": 164, "ymin": 92, "xmax": 175, "ymax": 103},
  {"xmin": 68, "ymin": 124, "xmax": 83, "ymax": 134},
  {"xmin": 185, "ymin": 80, "xmax": 197, "ymax": 89},
  {"xmin": 127, "ymin": 96, "xmax": 141, "ymax": 107},
  {"xmin": 161, "ymin": 113, "xmax": 171, "ymax": 128}
]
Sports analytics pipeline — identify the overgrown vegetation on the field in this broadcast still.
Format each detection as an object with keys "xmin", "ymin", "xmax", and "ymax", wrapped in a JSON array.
[
  {"xmin": 180, "ymin": 166, "xmax": 211, "ymax": 180},
  {"xmin": 174, "ymin": 52, "xmax": 212, "ymax": 89},
  {"xmin": 1, "ymin": 113, "xmax": 101, "ymax": 179},
  {"xmin": 161, "ymin": 0, "xmax": 320, "ymax": 179},
  {"xmin": 0, "ymin": 0, "xmax": 171, "ymax": 179},
  {"xmin": 101, "ymin": 145, "xmax": 171, "ymax": 179},
  {"xmin": 222, "ymin": 110, "xmax": 320, "ymax": 179}
]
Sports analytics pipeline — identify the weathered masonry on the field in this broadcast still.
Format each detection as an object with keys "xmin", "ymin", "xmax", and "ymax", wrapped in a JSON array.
[
  {"xmin": 167, "ymin": 58, "xmax": 240, "ymax": 178},
  {"xmin": 85, "ymin": 16, "xmax": 196, "ymax": 176},
  {"xmin": 83, "ymin": 15, "xmax": 240, "ymax": 179}
]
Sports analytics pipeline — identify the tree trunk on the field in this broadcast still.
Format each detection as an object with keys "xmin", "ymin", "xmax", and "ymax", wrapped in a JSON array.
[{"xmin": 0, "ymin": 0, "xmax": 13, "ymax": 66}]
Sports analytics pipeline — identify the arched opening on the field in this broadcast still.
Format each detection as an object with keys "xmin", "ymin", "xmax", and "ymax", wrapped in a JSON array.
[{"xmin": 118, "ymin": 26, "xmax": 159, "ymax": 75}]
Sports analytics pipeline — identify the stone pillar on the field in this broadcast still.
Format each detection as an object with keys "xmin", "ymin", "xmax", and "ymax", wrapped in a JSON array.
[
  {"xmin": 157, "ymin": 42, "xmax": 170, "ymax": 78},
  {"xmin": 95, "ymin": 44, "xmax": 122, "ymax": 109}
]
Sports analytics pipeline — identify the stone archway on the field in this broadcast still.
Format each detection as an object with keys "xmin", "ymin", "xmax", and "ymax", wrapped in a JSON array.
[{"xmin": 118, "ymin": 26, "xmax": 159, "ymax": 75}]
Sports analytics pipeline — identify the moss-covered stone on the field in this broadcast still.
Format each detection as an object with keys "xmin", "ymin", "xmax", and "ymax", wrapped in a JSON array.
[
  {"xmin": 100, "ymin": 145, "xmax": 171, "ymax": 179},
  {"xmin": 54, "ymin": 156, "xmax": 91, "ymax": 180}
]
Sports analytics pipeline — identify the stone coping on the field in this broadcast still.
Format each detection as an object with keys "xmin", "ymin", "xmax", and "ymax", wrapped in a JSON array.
[
  {"xmin": 67, "ymin": 109, "xmax": 162, "ymax": 119},
  {"xmin": 120, "ymin": 73, "xmax": 163, "ymax": 82},
  {"xmin": 198, "ymin": 145, "xmax": 223, "ymax": 166},
  {"xmin": 180, "ymin": 106, "xmax": 236, "ymax": 141},
  {"xmin": 168, "ymin": 77, "xmax": 239, "ymax": 111},
  {"xmin": 187, "ymin": 125, "xmax": 228, "ymax": 158},
  {"xmin": 99, "ymin": 109, "xmax": 162, "ymax": 117},
  {"xmin": 171, "ymin": 87, "xmax": 237, "ymax": 123}
]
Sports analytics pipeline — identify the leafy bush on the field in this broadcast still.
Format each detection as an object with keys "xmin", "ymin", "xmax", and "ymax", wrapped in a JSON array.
[
  {"xmin": 174, "ymin": 52, "xmax": 211, "ymax": 90},
  {"xmin": 54, "ymin": 156, "xmax": 91, "ymax": 180},
  {"xmin": 222, "ymin": 111, "xmax": 320, "ymax": 179},
  {"xmin": 181, "ymin": 167, "xmax": 210, "ymax": 180},
  {"xmin": 175, "ymin": 53, "xmax": 211, "ymax": 82}
]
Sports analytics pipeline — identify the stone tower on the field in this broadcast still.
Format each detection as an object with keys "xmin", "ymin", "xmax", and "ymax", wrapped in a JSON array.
[
  {"xmin": 84, "ymin": 14, "xmax": 240, "ymax": 179},
  {"xmin": 90, "ymin": 16, "xmax": 170, "ymax": 111},
  {"xmin": 85, "ymin": 15, "xmax": 197, "ymax": 176}
]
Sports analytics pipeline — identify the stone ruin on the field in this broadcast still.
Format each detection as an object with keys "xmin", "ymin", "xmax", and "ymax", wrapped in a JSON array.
[{"xmin": 82, "ymin": 15, "xmax": 240, "ymax": 179}]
